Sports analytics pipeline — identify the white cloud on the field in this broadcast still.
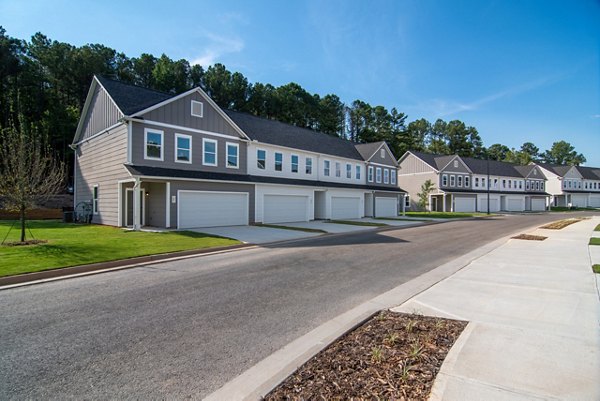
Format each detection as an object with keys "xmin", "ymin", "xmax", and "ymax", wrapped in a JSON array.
[
  {"xmin": 592, "ymin": 114, "xmax": 600, "ymax": 119},
  {"xmin": 189, "ymin": 33, "xmax": 244, "ymax": 67}
]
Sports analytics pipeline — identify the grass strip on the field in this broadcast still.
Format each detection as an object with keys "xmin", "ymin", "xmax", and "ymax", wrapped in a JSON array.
[
  {"xmin": 328, "ymin": 220, "xmax": 388, "ymax": 227},
  {"xmin": 590, "ymin": 237, "xmax": 600, "ymax": 246},
  {"xmin": 593, "ymin": 265, "xmax": 600, "ymax": 274},
  {"xmin": 255, "ymin": 224, "xmax": 326, "ymax": 234}
]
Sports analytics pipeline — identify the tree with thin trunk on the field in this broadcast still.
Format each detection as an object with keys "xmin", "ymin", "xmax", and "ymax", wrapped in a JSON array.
[
  {"xmin": 0, "ymin": 118, "xmax": 65, "ymax": 243},
  {"xmin": 417, "ymin": 179, "xmax": 435, "ymax": 211}
]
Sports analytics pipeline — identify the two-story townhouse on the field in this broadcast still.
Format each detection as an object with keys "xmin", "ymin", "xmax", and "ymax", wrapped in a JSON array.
[
  {"xmin": 72, "ymin": 76, "xmax": 405, "ymax": 230},
  {"xmin": 397, "ymin": 151, "xmax": 548, "ymax": 212},
  {"xmin": 537, "ymin": 163, "xmax": 600, "ymax": 208}
]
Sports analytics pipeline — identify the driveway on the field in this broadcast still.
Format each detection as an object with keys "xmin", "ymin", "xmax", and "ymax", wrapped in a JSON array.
[
  {"xmin": 282, "ymin": 220, "xmax": 377, "ymax": 233},
  {"xmin": 191, "ymin": 225, "xmax": 320, "ymax": 244}
]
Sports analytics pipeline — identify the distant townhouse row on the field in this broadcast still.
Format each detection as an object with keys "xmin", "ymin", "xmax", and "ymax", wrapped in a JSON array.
[
  {"xmin": 538, "ymin": 164, "xmax": 600, "ymax": 208},
  {"xmin": 72, "ymin": 76, "xmax": 405, "ymax": 230}
]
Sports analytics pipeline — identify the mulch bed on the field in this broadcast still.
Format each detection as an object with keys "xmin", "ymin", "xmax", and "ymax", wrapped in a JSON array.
[
  {"xmin": 540, "ymin": 218, "xmax": 584, "ymax": 230},
  {"xmin": 264, "ymin": 311, "xmax": 467, "ymax": 401},
  {"xmin": 2, "ymin": 239, "xmax": 48, "ymax": 246},
  {"xmin": 511, "ymin": 234, "xmax": 547, "ymax": 241}
]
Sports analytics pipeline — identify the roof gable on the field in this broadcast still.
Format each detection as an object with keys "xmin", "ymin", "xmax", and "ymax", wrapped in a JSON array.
[
  {"xmin": 95, "ymin": 75, "xmax": 173, "ymax": 116},
  {"xmin": 439, "ymin": 155, "xmax": 471, "ymax": 173},
  {"xmin": 355, "ymin": 142, "xmax": 398, "ymax": 166}
]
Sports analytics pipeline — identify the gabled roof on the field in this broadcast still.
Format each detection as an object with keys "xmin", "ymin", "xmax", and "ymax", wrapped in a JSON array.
[
  {"xmin": 536, "ymin": 163, "xmax": 573, "ymax": 177},
  {"xmin": 95, "ymin": 76, "xmax": 174, "ymax": 116},
  {"xmin": 354, "ymin": 142, "xmax": 384, "ymax": 160},
  {"xmin": 224, "ymin": 110, "xmax": 364, "ymax": 161},
  {"xmin": 576, "ymin": 166, "xmax": 600, "ymax": 180}
]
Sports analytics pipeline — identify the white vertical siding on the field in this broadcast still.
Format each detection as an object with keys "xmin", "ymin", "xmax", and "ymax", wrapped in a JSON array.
[{"xmin": 81, "ymin": 85, "xmax": 123, "ymax": 140}]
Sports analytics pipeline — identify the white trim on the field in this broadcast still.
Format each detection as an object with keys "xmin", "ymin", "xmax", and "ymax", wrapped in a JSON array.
[
  {"xmin": 323, "ymin": 159, "xmax": 331, "ymax": 176},
  {"xmin": 305, "ymin": 156, "xmax": 313, "ymax": 175},
  {"xmin": 345, "ymin": 163, "xmax": 352, "ymax": 179},
  {"xmin": 117, "ymin": 181, "xmax": 122, "ymax": 227},
  {"xmin": 252, "ymin": 139, "xmax": 363, "ymax": 165},
  {"xmin": 125, "ymin": 187, "xmax": 146, "ymax": 227},
  {"xmin": 73, "ymin": 151, "xmax": 78, "ymax": 208},
  {"xmin": 274, "ymin": 151, "xmax": 283, "ymax": 171},
  {"xmin": 399, "ymin": 151, "xmax": 439, "ymax": 172},
  {"xmin": 175, "ymin": 133, "xmax": 193, "ymax": 164},
  {"xmin": 226, "ymin": 142, "xmax": 240, "ymax": 169},
  {"xmin": 127, "ymin": 121, "xmax": 132, "ymax": 163},
  {"xmin": 256, "ymin": 148, "xmax": 267, "ymax": 170},
  {"xmin": 202, "ymin": 138, "xmax": 218, "ymax": 166},
  {"xmin": 176, "ymin": 190, "xmax": 250, "ymax": 229},
  {"xmin": 131, "ymin": 87, "xmax": 199, "ymax": 117},
  {"xmin": 383, "ymin": 168, "xmax": 389, "ymax": 184},
  {"xmin": 144, "ymin": 128, "xmax": 164, "ymax": 161},
  {"xmin": 376, "ymin": 167, "xmax": 382, "ymax": 183},
  {"xmin": 355, "ymin": 164, "xmax": 361, "ymax": 180},
  {"xmin": 291, "ymin": 154, "xmax": 299, "ymax": 173},
  {"xmin": 368, "ymin": 166, "xmax": 374, "ymax": 182},
  {"xmin": 123, "ymin": 117, "xmax": 246, "ymax": 141},
  {"xmin": 92, "ymin": 184, "xmax": 99, "ymax": 214},
  {"xmin": 191, "ymin": 100, "xmax": 204, "ymax": 118},
  {"xmin": 439, "ymin": 155, "xmax": 473, "ymax": 174},
  {"xmin": 369, "ymin": 161, "xmax": 397, "ymax": 168},
  {"xmin": 165, "ymin": 182, "xmax": 171, "ymax": 228},
  {"xmin": 72, "ymin": 122, "xmax": 124, "ymax": 147},
  {"xmin": 391, "ymin": 170, "xmax": 396, "ymax": 185},
  {"xmin": 359, "ymin": 142, "xmax": 398, "ymax": 166}
]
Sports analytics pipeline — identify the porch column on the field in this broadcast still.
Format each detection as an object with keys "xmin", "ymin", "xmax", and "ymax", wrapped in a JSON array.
[
  {"xmin": 133, "ymin": 177, "xmax": 141, "ymax": 231},
  {"xmin": 450, "ymin": 194, "xmax": 454, "ymax": 212},
  {"xmin": 443, "ymin": 194, "xmax": 447, "ymax": 212},
  {"xmin": 401, "ymin": 194, "xmax": 406, "ymax": 216},
  {"xmin": 165, "ymin": 182, "xmax": 171, "ymax": 228}
]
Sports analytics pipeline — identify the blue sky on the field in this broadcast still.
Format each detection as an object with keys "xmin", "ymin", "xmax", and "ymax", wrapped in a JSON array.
[{"xmin": 2, "ymin": 0, "xmax": 599, "ymax": 165}]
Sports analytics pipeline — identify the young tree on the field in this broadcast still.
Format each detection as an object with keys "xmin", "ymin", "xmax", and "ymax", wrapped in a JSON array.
[
  {"xmin": 0, "ymin": 118, "xmax": 65, "ymax": 242},
  {"xmin": 417, "ymin": 179, "xmax": 435, "ymax": 211}
]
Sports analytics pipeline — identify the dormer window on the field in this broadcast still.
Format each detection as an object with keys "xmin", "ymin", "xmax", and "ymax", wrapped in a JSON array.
[{"xmin": 191, "ymin": 100, "xmax": 204, "ymax": 118}]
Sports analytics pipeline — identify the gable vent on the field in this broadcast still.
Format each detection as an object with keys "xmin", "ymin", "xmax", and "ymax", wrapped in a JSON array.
[
  {"xmin": 191, "ymin": 100, "xmax": 204, "ymax": 118},
  {"xmin": 380, "ymin": 149, "xmax": 385, "ymax": 158}
]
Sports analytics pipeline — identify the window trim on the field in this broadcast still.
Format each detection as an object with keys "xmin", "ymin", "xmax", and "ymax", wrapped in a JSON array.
[
  {"xmin": 380, "ymin": 148, "xmax": 385, "ymax": 158},
  {"xmin": 405, "ymin": 195, "xmax": 410, "ymax": 208},
  {"xmin": 324, "ymin": 160, "xmax": 331, "ymax": 176},
  {"xmin": 257, "ymin": 149, "xmax": 266, "ymax": 170},
  {"xmin": 346, "ymin": 163, "xmax": 352, "ymax": 179},
  {"xmin": 355, "ymin": 164, "xmax": 361, "ymax": 180},
  {"xmin": 383, "ymin": 169, "xmax": 390, "ymax": 184},
  {"xmin": 457, "ymin": 175, "xmax": 463, "ymax": 187},
  {"xmin": 391, "ymin": 170, "xmax": 396, "ymax": 185},
  {"xmin": 335, "ymin": 162, "xmax": 341, "ymax": 178},
  {"xmin": 174, "ymin": 133, "xmax": 192, "ymax": 164},
  {"xmin": 442, "ymin": 174, "xmax": 448, "ymax": 187},
  {"xmin": 305, "ymin": 157, "xmax": 313, "ymax": 174},
  {"xmin": 191, "ymin": 100, "xmax": 204, "ymax": 118},
  {"xmin": 376, "ymin": 167, "xmax": 382, "ymax": 183},
  {"xmin": 274, "ymin": 152, "xmax": 283, "ymax": 171},
  {"xmin": 202, "ymin": 138, "xmax": 218, "ymax": 166},
  {"xmin": 144, "ymin": 128, "xmax": 164, "ymax": 161},
  {"xmin": 92, "ymin": 185, "xmax": 99, "ymax": 215},
  {"xmin": 464, "ymin": 176, "xmax": 470, "ymax": 188},
  {"xmin": 291, "ymin": 154, "xmax": 299, "ymax": 173},
  {"xmin": 368, "ymin": 166, "xmax": 374, "ymax": 182},
  {"xmin": 449, "ymin": 175, "xmax": 456, "ymax": 187},
  {"xmin": 226, "ymin": 142, "xmax": 239, "ymax": 169}
]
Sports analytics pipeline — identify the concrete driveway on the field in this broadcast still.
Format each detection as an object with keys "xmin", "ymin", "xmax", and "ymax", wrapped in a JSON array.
[
  {"xmin": 191, "ymin": 225, "xmax": 321, "ymax": 244},
  {"xmin": 282, "ymin": 220, "xmax": 377, "ymax": 233}
]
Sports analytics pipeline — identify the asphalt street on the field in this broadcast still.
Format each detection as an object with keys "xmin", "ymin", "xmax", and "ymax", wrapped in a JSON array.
[{"xmin": 0, "ymin": 213, "xmax": 591, "ymax": 399}]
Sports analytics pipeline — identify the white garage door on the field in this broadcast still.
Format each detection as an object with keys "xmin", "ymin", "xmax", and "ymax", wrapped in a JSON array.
[
  {"xmin": 507, "ymin": 198, "xmax": 522, "ymax": 212},
  {"xmin": 531, "ymin": 198, "xmax": 546, "ymax": 211},
  {"xmin": 478, "ymin": 197, "xmax": 500, "ymax": 213},
  {"xmin": 589, "ymin": 196, "xmax": 600, "ymax": 208},
  {"xmin": 454, "ymin": 197, "xmax": 476, "ymax": 212},
  {"xmin": 178, "ymin": 191, "xmax": 248, "ymax": 228},
  {"xmin": 264, "ymin": 195, "xmax": 309, "ymax": 223},
  {"xmin": 331, "ymin": 196, "xmax": 361, "ymax": 219},
  {"xmin": 375, "ymin": 197, "xmax": 397, "ymax": 217},
  {"xmin": 571, "ymin": 194, "xmax": 587, "ymax": 208}
]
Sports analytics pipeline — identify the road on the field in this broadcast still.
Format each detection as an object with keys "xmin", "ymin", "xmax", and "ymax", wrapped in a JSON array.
[{"xmin": 0, "ymin": 213, "xmax": 592, "ymax": 399}]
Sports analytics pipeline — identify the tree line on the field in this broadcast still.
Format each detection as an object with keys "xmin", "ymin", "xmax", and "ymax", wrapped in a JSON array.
[{"xmin": 0, "ymin": 26, "xmax": 587, "ymax": 181}]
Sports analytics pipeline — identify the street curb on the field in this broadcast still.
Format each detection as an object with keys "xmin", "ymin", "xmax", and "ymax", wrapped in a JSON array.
[{"xmin": 202, "ymin": 221, "xmax": 535, "ymax": 401}]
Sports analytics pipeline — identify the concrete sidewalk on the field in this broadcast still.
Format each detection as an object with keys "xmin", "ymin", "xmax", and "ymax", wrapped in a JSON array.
[{"xmin": 393, "ymin": 216, "xmax": 600, "ymax": 401}]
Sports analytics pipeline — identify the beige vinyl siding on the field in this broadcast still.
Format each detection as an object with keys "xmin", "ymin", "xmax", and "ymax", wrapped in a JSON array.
[
  {"xmin": 75, "ymin": 124, "xmax": 129, "ymax": 226},
  {"xmin": 397, "ymin": 171, "xmax": 439, "ymax": 210},
  {"xmin": 398, "ymin": 153, "xmax": 435, "ymax": 174},
  {"xmin": 80, "ymin": 85, "xmax": 123, "ymax": 140},
  {"xmin": 139, "ymin": 91, "xmax": 242, "ymax": 138}
]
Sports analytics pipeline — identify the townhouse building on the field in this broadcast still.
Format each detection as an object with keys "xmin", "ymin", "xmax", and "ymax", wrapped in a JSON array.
[
  {"xmin": 537, "ymin": 163, "xmax": 600, "ymax": 208},
  {"xmin": 72, "ymin": 76, "xmax": 404, "ymax": 230},
  {"xmin": 398, "ymin": 151, "xmax": 548, "ymax": 212}
]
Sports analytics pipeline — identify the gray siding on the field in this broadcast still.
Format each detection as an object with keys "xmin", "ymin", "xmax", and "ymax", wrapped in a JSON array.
[
  {"xmin": 440, "ymin": 157, "xmax": 470, "ymax": 174},
  {"xmin": 75, "ymin": 124, "xmax": 129, "ymax": 226},
  {"xmin": 168, "ymin": 181, "xmax": 256, "ymax": 228},
  {"xmin": 145, "ymin": 182, "xmax": 166, "ymax": 227},
  {"xmin": 131, "ymin": 121, "xmax": 248, "ymax": 174},
  {"xmin": 81, "ymin": 84, "xmax": 123, "ymax": 140},
  {"xmin": 370, "ymin": 145, "xmax": 398, "ymax": 167},
  {"xmin": 368, "ymin": 164, "xmax": 399, "ymax": 188},
  {"xmin": 398, "ymin": 153, "xmax": 436, "ymax": 174},
  {"xmin": 139, "ymin": 91, "xmax": 242, "ymax": 138}
]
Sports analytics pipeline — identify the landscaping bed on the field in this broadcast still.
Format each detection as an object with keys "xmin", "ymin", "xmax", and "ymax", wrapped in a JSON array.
[
  {"xmin": 264, "ymin": 311, "xmax": 467, "ymax": 401},
  {"xmin": 540, "ymin": 218, "xmax": 584, "ymax": 230},
  {"xmin": 511, "ymin": 234, "xmax": 547, "ymax": 241}
]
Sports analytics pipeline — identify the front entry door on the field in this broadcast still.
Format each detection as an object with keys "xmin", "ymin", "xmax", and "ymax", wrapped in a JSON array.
[{"xmin": 125, "ymin": 188, "xmax": 145, "ymax": 227}]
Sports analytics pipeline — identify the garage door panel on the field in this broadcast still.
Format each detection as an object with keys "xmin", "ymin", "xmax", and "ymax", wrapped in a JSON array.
[
  {"xmin": 331, "ymin": 196, "xmax": 361, "ymax": 219},
  {"xmin": 507, "ymin": 198, "xmax": 522, "ymax": 212},
  {"xmin": 590, "ymin": 196, "xmax": 600, "ymax": 208},
  {"xmin": 264, "ymin": 195, "xmax": 309, "ymax": 223},
  {"xmin": 531, "ymin": 198, "xmax": 545, "ymax": 211},
  {"xmin": 454, "ymin": 197, "xmax": 476, "ymax": 212},
  {"xmin": 571, "ymin": 195, "xmax": 587, "ymax": 208},
  {"xmin": 375, "ymin": 197, "xmax": 397, "ymax": 217},
  {"xmin": 179, "ymin": 191, "xmax": 248, "ymax": 229}
]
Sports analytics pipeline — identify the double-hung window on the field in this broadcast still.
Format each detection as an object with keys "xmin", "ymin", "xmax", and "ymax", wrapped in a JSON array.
[
  {"xmin": 442, "ymin": 174, "xmax": 448, "ymax": 186},
  {"xmin": 226, "ymin": 143, "xmax": 239, "ymax": 168},
  {"xmin": 291, "ymin": 155, "xmax": 299, "ymax": 173},
  {"xmin": 482, "ymin": 178, "xmax": 486, "ymax": 188},
  {"xmin": 92, "ymin": 185, "xmax": 99, "ymax": 214},
  {"xmin": 275, "ymin": 152, "xmax": 283, "ymax": 171},
  {"xmin": 257, "ymin": 149, "xmax": 266, "ymax": 169},
  {"xmin": 405, "ymin": 195, "xmax": 410, "ymax": 208},
  {"xmin": 376, "ymin": 167, "xmax": 382, "ymax": 183},
  {"xmin": 526, "ymin": 181, "xmax": 530, "ymax": 190},
  {"xmin": 384, "ymin": 169, "xmax": 389, "ymax": 184},
  {"xmin": 449, "ymin": 175, "xmax": 455, "ymax": 186},
  {"xmin": 493, "ymin": 178, "xmax": 498, "ymax": 188},
  {"xmin": 368, "ymin": 166, "xmax": 374, "ymax": 182},
  {"xmin": 391, "ymin": 170, "xmax": 396, "ymax": 185},
  {"xmin": 457, "ymin": 175, "xmax": 463, "ymax": 187},
  {"xmin": 464, "ymin": 176, "xmax": 470, "ymax": 187},
  {"xmin": 346, "ymin": 164, "xmax": 352, "ymax": 179},
  {"xmin": 474, "ymin": 177, "xmax": 479, "ymax": 187},
  {"xmin": 335, "ymin": 162, "xmax": 341, "ymax": 177},
  {"xmin": 356, "ymin": 165, "xmax": 361, "ymax": 180},
  {"xmin": 202, "ymin": 138, "xmax": 217, "ymax": 166},
  {"xmin": 175, "ymin": 134, "xmax": 191, "ymax": 163},
  {"xmin": 324, "ymin": 160, "xmax": 330, "ymax": 176},
  {"xmin": 144, "ymin": 129, "xmax": 163, "ymax": 161},
  {"xmin": 306, "ymin": 157, "xmax": 313, "ymax": 174}
]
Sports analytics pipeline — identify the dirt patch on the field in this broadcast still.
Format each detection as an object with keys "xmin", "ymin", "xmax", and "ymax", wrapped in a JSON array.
[
  {"xmin": 540, "ymin": 218, "xmax": 584, "ymax": 230},
  {"xmin": 511, "ymin": 234, "xmax": 547, "ymax": 241},
  {"xmin": 2, "ymin": 239, "xmax": 48, "ymax": 246},
  {"xmin": 264, "ymin": 311, "xmax": 467, "ymax": 401}
]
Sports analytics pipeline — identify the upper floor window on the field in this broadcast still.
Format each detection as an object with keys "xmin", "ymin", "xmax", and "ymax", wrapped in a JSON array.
[
  {"xmin": 442, "ymin": 174, "xmax": 448, "ymax": 186},
  {"xmin": 346, "ymin": 163, "xmax": 352, "ymax": 179},
  {"xmin": 507, "ymin": 180, "xmax": 511, "ymax": 189},
  {"xmin": 391, "ymin": 170, "xmax": 396, "ymax": 185},
  {"xmin": 457, "ymin": 175, "xmax": 463, "ymax": 187},
  {"xmin": 376, "ymin": 167, "xmax": 382, "ymax": 183},
  {"xmin": 384, "ymin": 169, "xmax": 390, "ymax": 184},
  {"xmin": 541, "ymin": 181, "xmax": 545, "ymax": 190},
  {"xmin": 356, "ymin": 165, "xmax": 361, "ymax": 180},
  {"xmin": 493, "ymin": 178, "xmax": 498, "ymax": 188},
  {"xmin": 568, "ymin": 180, "xmax": 572, "ymax": 188},
  {"xmin": 291, "ymin": 155, "xmax": 299, "ymax": 173},
  {"xmin": 482, "ymin": 177, "xmax": 486, "ymax": 188},
  {"xmin": 191, "ymin": 100, "xmax": 204, "ymax": 117},
  {"xmin": 535, "ymin": 181, "xmax": 540, "ymax": 190},
  {"xmin": 306, "ymin": 157, "xmax": 313, "ymax": 174},
  {"xmin": 464, "ymin": 176, "xmax": 470, "ymax": 187},
  {"xmin": 585, "ymin": 182, "xmax": 588, "ymax": 189},
  {"xmin": 405, "ymin": 195, "xmax": 410, "ymax": 208},
  {"xmin": 144, "ymin": 129, "xmax": 163, "ymax": 161},
  {"xmin": 257, "ymin": 149, "xmax": 266, "ymax": 169},
  {"xmin": 202, "ymin": 138, "xmax": 217, "ymax": 166},
  {"xmin": 519, "ymin": 181, "xmax": 523, "ymax": 189},
  {"xmin": 449, "ymin": 175, "xmax": 455, "ymax": 186},
  {"xmin": 275, "ymin": 152, "xmax": 283, "ymax": 171},
  {"xmin": 526, "ymin": 181, "xmax": 531, "ymax": 190},
  {"xmin": 175, "ymin": 134, "xmax": 191, "ymax": 163},
  {"xmin": 335, "ymin": 162, "xmax": 341, "ymax": 177},
  {"xmin": 324, "ymin": 160, "xmax": 331, "ymax": 176},
  {"xmin": 474, "ymin": 177, "xmax": 479, "ymax": 187},
  {"xmin": 368, "ymin": 166, "xmax": 374, "ymax": 182},
  {"xmin": 92, "ymin": 185, "xmax": 99, "ymax": 214},
  {"xmin": 226, "ymin": 143, "xmax": 239, "ymax": 168},
  {"xmin": 578, "ymin": 181, "xmax": 581, "ymax": 189},
  {"xmin": 502, "ymin": 179, "xmax": 506, "ymax": 188}
]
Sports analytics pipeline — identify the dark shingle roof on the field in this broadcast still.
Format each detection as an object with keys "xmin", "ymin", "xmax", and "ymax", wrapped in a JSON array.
[
  {"xmin": 125, "ymin": 165, "xmax": 405, "ymax": 193},
  {"xmin": 355, "ymin": 142, "xmax": 385, "ymax": 161},
  {"xmin": 225, "ymin": 110, "xmax": 364, "ymax": 161},
  {"xmin": 577, "ymin": 166, "xmax": 600, "ymax": 180},
  {"xmin": 537, "ymin": 163, "xmax": 573, "ymax": 177},
  {"xmin": 96, "ymin": 75, "xmax": 174, "ymax": 115}
]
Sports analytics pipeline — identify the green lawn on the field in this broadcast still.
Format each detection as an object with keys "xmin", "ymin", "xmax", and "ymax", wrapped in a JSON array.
[
  {"xmin": 328, "ymin": 220, "xmax": 388, "ymax": 227},
  {"xmin": 593, "ymin": 265, "xmax": 600, "ymax": 274},
  {"xmin": 550, "ymin": 206, "xmax": 598, "ymax": 212},
  {"xmin": 403, "ymin": 211, "xmax": 487, "ymax": 219},
  {"xmin": 0, "ymin": 220, "xmax": 240, "ymax": 277},
  {"xmin": 590, "ymin": 237, "xmax": 600, "ymax": 246},
  {"xmin": 595, "ymin": 224, "xmax": 600, "ymax": 232}
]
